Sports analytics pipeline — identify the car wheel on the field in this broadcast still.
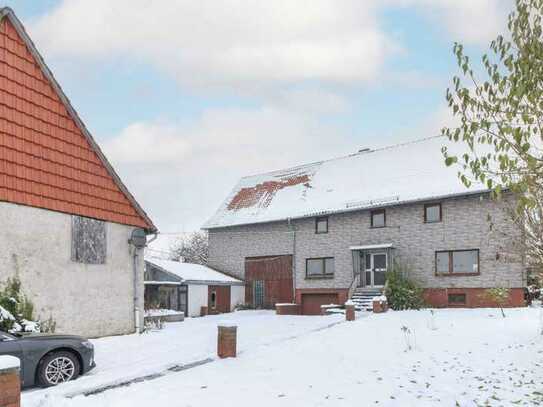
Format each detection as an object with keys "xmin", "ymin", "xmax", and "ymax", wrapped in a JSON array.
[{"xmin": 38, "ymin": 351, "xmax": 80, "ymax": 387}]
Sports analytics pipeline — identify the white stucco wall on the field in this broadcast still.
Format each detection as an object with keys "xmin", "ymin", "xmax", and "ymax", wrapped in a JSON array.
[
  {"xmin": 0, "ymin": 201, "xmax": 144, "ymax": 338},
  {"xmin": 187, "ymin": 284, "xmax": 208, "ymax": 317},
  {"xmin": 230, "ymin": 285, "xmax": 245, "ymax": 310}
]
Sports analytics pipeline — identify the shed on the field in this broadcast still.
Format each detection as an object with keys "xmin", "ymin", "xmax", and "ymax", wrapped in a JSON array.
[{"xmin": 144, "ymin": 259, "xmax": 245, "ymax": 317}]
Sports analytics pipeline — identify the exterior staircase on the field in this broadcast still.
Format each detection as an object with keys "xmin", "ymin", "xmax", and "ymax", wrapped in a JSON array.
[{"xmin": 351, "ymin": 287, "xmax": 384, "ymax": 311}]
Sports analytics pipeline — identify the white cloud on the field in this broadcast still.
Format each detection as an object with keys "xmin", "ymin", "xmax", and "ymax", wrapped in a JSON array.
[
  {"xmin": 101, "ymin": 106, "xmax": 356, "ymax": 232},
  {"xmin": 30, "ymin": 0, "xmax": 394, "ymax": 89},
  {"xmin": 396, "ymin": 0, "xmax": 511, "ymax": 45}
]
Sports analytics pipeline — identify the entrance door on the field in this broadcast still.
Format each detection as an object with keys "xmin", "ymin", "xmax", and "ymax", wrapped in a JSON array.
[{"xmin": 364, "ymin": 252, "xmax": 387, "ymax": 287}]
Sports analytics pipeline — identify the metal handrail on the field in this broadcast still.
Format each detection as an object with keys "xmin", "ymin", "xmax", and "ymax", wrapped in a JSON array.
[{"xmin": 348, "ymin": 273, "xmax": 360, "ymax": 300}]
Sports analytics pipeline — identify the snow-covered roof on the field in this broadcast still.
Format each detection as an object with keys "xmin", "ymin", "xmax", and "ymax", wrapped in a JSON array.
[
  {"xmin": 203, "ymin": 136, "xmax": 488, "ymax": 229},
  {"xmin": 145, "ymin": 258, "xmax": 244, "ymax": 285}
]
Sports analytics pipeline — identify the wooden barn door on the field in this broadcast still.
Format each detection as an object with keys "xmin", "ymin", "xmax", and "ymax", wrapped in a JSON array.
[
  {"xmin": 208, "ymin": 285, "xmax": 231, "ymax": 314},
  {"xmin": 244, "ymin": 255, "xmax": 293, "ymax": 309}
]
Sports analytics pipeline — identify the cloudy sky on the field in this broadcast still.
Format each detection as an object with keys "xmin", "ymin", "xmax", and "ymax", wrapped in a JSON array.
[{"xmin": 9, "ymin": 0, "xmax": 512, "ymax": 250}]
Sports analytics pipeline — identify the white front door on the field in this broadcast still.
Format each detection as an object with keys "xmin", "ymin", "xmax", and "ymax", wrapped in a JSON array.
[{"xmin": 364, "ymin": 252, "xmax": 387, "ymax": 287}]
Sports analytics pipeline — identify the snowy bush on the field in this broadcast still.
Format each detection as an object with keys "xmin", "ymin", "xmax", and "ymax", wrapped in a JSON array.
[
  {"xmin": 0, "ymin": 277, "xmax": 41, "ymax": 333},
  {"xmin": 481, "ymin": 288, "xmax": 510, "ymax": 318},
  {"xmin": 384, "ymin": 263, "xmax": 425, "ymax": 310}
]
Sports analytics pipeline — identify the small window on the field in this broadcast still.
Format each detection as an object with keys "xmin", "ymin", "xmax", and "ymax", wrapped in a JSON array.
[
  {"xmin": 72, "ymin": 216, "xmax": 106, "ymax": 264},
  {"xmin": 306, "ymin": 258, "xmax": 334, "ymax": 279},
  {"xmin": 448, "ymin": 293, "xmax": 466, "ymax": 305},
  {"xmin": 424, "ymin": 203, "xmax": 442, "ymax": 223},
  {"xmin": 371, "ymin": 209, "xmax": 386, "ymax": 228},
  {"xmin": 315, "ymin": 217, "xmax": 328, "ymax": 234},
  {"xmin": 436, "ymin": 250, "xmax": 479, "ymax": 276},
  {"xmin": 210, "ymin": 291, "xmax": 217, "ymax": 310}
]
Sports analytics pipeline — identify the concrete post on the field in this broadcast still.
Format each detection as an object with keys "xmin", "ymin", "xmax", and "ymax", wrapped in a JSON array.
[
  {"xmin": 345, "ymin": 301, "xmax": 355, "ymax": 321},
  {"xmin": 217, "ymin": 324, "xmax": 237, "ymax": 358},
  {"xmin": 0, "ymin": 356, "xmax": 20, "ymax": 407}
]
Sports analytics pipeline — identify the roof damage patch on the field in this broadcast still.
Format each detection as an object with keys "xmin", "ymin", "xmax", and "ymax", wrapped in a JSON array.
[{"xmin": 227, "ymin": 167, "xmax": 316, "ymax": 211}]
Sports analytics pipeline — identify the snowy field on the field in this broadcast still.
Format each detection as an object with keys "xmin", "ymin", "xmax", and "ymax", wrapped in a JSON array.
[{"xmin": 25, "ymin": 308, "xmax": 543, "ymax": 407}]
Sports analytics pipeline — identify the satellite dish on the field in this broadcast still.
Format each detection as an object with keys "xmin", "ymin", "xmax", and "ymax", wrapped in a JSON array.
[{"xmin": 129, "ymin": 228, "xmax": 147, "ymax": 249}]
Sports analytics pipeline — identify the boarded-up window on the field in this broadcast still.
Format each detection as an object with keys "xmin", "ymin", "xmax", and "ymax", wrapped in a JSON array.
[{"xmin": 72, "ymin": 216, "xmax": 107, "ymax": 264}]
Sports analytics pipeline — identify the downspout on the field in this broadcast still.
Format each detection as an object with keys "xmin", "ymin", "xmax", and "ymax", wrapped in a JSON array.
[
  {"xmin": 132, "ymin": 248, "xmax": 141, "ymax": 333},
  {"xmin": 287, "ymin": 218, "xmax": 296, "ymax": 303},
  {"xmin": 132, "ymin": 231, "xmax": 158, "ymax": 334}
]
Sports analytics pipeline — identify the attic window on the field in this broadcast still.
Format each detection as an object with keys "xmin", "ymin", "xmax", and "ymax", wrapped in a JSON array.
[
  {"xmin": 371, "ymin": 209, "xmax": 386, "ymax": 228},
  {"xmin": 72, "ymin": 216, "xmax": 106, "ymax": 264},
  {"xmin": 315, "ymin": 217, "xmax": 328, "ymax": 234},
  {"xmin": 424, "ymin": 203, "xmax": 442, "ymax": 223}
]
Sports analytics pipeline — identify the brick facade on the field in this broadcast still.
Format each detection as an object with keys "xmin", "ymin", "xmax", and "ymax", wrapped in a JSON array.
[
  {"xmin": 208, "ymin": 193, "xmax": 525, "ymax": 310},
  {"xmin": 275, "ymin": 303, "xmax": 300, "ymax": 315},
  {"xmin": 423, "ymin": 287, "xmax": 525, "ymax": 308}
]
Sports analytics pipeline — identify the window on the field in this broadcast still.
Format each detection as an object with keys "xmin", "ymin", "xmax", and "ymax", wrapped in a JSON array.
[
  {"xmin": 424, "ymin": 203, "xmax": 442, "ymax": 223},
  {"xmin": 210, "ymin": 291, "xmax": 217, "ymax": 310},
  {"xmin": 315, "ymin": 216, "xmax": 328, "ymax": 234},
  {"xmin": 436, "ymin": 250, "xmax": 479, "ymax": 276},
  {"xmin": 306, "ymin": 258, "xmax": 335, "ymax": 279},
  {"xmin": 72, "ymin": 216, "xmax": 106, "ymax": 264},
  {"xmin": 371, "ymin": 209, "xmax": 386, "ymax": 228},
  {"xmin": 448, "ymin": 293, "xmax": 466, "ymax": 305}
]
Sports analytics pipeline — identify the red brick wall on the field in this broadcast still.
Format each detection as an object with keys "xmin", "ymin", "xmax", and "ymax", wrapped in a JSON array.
[
  {"xmin": 0, "ymin": 368, "xmax": 20, "ymax": 407},
  {"xmin": 423, "ymin": 288, "xmax": 525, "ymax": 308},
  {"xmin": 275, "ymin": 303, "xmax": 300, "ymax": 315}
]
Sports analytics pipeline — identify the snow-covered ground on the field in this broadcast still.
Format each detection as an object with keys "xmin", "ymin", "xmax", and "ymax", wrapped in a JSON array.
[{"xmin": 26, "ymin": 308, "xmax": 543, "ymax": 406}]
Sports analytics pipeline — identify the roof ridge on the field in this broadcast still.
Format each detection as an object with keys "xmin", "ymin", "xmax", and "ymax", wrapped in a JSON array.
[{"xmin": 240, "ymin": 135, "xmax": 446, "ymax": 180}]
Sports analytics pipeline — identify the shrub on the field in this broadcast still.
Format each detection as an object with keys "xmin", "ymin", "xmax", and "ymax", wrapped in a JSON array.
[
  {"xmin": 0, "ymin": 277, "xmax": 39, "ymax": 332},
  {"xmin": 481, "ymin": 287, "xmax": 510, "ymax": 318},
  {"xmin": 384, "ymin": 263, "xmax": 425, "ymax": 310}
]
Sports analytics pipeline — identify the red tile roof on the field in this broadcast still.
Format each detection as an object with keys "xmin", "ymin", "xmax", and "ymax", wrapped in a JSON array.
[{"xmin": 0, "ymin": 8, "xmax": 156, "ymax": 232}]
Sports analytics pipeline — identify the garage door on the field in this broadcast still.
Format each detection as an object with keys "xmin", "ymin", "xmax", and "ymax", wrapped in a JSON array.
[
  {"xmin": 245, "ymin": 255, "xmax": 293, "ymax": 309},
  {"xmin": 301, "ymin": 293, "xmax": 339, "ymax": 315}
]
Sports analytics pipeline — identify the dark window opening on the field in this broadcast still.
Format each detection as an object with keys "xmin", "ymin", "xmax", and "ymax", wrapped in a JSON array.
[
  {"xmin": 424, "ymin": 203, "xmax": 442, "ymax": 223},
  {"xmin": 315, "ymin": 216, "xmax": 329, "ymax": 234},
  {"xmin": 72, "ymin": 216, "xmax": 106, "ymax": 264},
  {"xmin": 306, "ymin": 258, "xmax": 335, "ymax": 279},
  {"xmin": 371, "ymin": 209, "xmax": 386, "ymax": 228},
  {"xmin": 448, "ymin": 293, "xmax": 466, "ymax": 305},
  {"xmin": 436, "ymin": 250, "xmax": 479, "ymax": 276}
]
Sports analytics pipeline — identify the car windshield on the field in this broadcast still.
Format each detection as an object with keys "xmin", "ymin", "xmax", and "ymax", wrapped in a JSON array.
[{"xmin": 0, "ymin": 331, "xmax": 16, "ymax": 341}]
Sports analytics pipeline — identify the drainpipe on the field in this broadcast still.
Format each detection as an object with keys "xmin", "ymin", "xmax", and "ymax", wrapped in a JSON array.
[
  {"xmin": 132, "ymin": 248, "xmax": 141, "ymax": 333},
  {"xmin": 130, "ymin": 231, "xmax": 157, "ymax": 334}
]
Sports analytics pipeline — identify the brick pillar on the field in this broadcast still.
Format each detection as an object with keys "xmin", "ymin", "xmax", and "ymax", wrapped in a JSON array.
[
  {"xmin": 0, "ymin": 356, "xmax": 20, "ymax": 407},
  {"xmin": 201, "ymin": 306, "xmax": 208, "ymax": 317},
  {"xmin": 373, "ymin": 300, "xmax": 388, "ymax": 313},
  {"xmin": 217, "ymin": 325, "xmax": 237, "ymax": 358},
  {"xmin": 345, "ymin": 302, "xmax": 355, "ymax": 321}
]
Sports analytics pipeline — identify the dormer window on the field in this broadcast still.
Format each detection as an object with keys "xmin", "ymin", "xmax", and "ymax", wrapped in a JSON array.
[{"xmin": 315, "ymin": 217, "xmax": 328, "ymax": 234}]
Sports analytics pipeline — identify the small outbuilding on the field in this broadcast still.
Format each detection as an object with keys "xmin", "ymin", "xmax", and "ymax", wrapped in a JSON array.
[{"xmin": 144, "ymin": 258, "xmax": 245, "ymax": 317}]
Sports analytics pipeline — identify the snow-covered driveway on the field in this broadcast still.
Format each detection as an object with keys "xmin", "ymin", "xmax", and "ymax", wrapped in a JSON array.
[
  {"xmin": 26, "ymin": 308, "xmax": 543, "ymax": 406},
  {"xmin": 23, "ymin": 310, "xmax": 344, "ymax": 405}
]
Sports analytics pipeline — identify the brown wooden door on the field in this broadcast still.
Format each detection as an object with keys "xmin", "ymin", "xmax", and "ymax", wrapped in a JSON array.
[
  {"xmin": 208, "ymin": 285, "xmax": 231, "ymax": 314},
  {"xmin": 301, "ymin": 293, "xmax": 339, "ymax": 315},
  {"xmin": 245, "ymin": 255, "xmax": 293, "ymax": 309}
]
